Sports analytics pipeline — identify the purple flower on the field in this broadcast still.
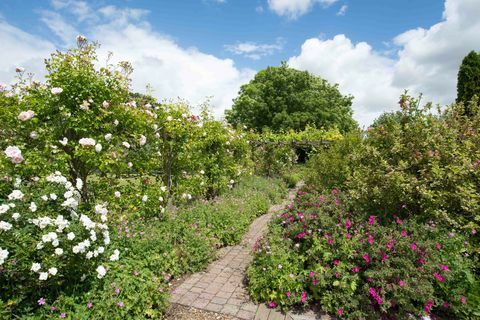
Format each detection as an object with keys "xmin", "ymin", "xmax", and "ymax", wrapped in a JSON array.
[
  {"xmin": 267, "ymin": 301, "xmax": 277, "ymax": 308},
  {"xmin": 50, "ymin": 306, "xmax": 57, "ymax": 311},
  {"xmin": 38, "ymin": 297, "xmax": 46, "ymax": 306},
  {"xmin": 115, "ymin": 287, "xmax": 121, "ymax": 294},
  {"xmin": 87, "ymin": 301, "xmax": 93, "ymax": 309},
  {"xmin": 117, "ymin": 301, "xmax": 124, "ymax": 308},
  {"xmin": 60, "ymin": 313, "xmax": 66, "ymax": 318}
]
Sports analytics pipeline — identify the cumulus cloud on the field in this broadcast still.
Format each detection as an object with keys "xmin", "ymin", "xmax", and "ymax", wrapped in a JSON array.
[
  {"xmin": 0, "ymin": 3, "xmax": 254, "ymax": 117},
  {"xmin": 288, "ymin": 0, "xmax": 480, "ymax": 126},
  {"xmin": 0, "ymin": 19, "xmax": 55, "ymax": 85},
  {"xmin": 268, "ymin": 0, "xmax": 339, "ymax": 19},
  {"xmin": 224, "ymin": 38, "xmax": 285, "ymax": 60}
]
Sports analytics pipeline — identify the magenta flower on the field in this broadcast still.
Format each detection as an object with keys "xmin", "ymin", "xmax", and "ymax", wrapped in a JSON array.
[
  {"xmin": 440, "ymin": 264, "xmax": 449, "ymax": 271},
  {"xmin": 363, "ymin": 253, "xmax": 371, "ymax": 263},
  {"xmin": 434, "ymin": 272, "xmax": 445, "ymax": 282},
  {"xmin": 398, "ymin": 280, "xmax": 406, "ymax": 287},
  {"xmin": 443, "ymin": 301, "xmax": 449, "ymax": 308},
  {"xmin": 460, "ymin": 296, "xmax": 467, "ymax": 303},
  {"xmin": 424, "ymin": 299, "xmax": 434, "ymax": 314},
  {"xmin": 346, "ymin": 233, "xmax": 352, "ymax": 239},
  {"xmin": 368, "ymin": 235, "xmax": 374, "ymax": 244},
  {"xmin": 436, "ymin": 243, "xmax": 442, "ymax": 250},
  {"xmin": 396, "ymin": 218, "xmax": 403, "ymax": 225},
  {"xmin": 386, "ymin": 240, "xmax": 395, "ymax": 250},
  {"xmin": 87, "ymin": 301, "xmax": 93, "ymax": 309},
  {"xmin": 333, "ymin": 259, "xmax": 340, "ymax": 266},
  {"xmin": 368, "ymin": 216, "xmax": 376, "ymax": 226},
  {"xmin": 286, "ymin": 292, "xmax": 292, "ymax": 297},
  {"xmin": 352, "ymin": 266, "xmax": 359, "ymax": 273},
  {"xmin": 368, "ymin": 288, "xmax": 383, "ymax": 305},
  {"xmin": 60, "ymin": 313, "xmax": 66, "ymax": 318},
  {"xmin": 410, "ymin": 242, "xmax": 417, "ymax": 251},
  {"xmin": 268, "ymin": 301, "xmax": 277, "ymax": 308},
  {"xmin": 38, "ymin": 297, "xmax": 46, "ymax": 306},
  {"xmin": 337, "ymin": 308, "xmax": 343, "ymax": 316},
  {"xmin": 345, "ymin": 219, "xmax": 351, "ymax": 229},
  {"xmin": 300, "ymin": 292, "xmax": 307, "ymax": 303}
]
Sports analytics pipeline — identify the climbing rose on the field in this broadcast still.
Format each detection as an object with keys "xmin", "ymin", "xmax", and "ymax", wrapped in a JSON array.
[
  {"xmin": 51, "ymin": 87, "xmax": 63, "ymax": 95},
  {"xmin": 18, "ymin": 110, "xmax": 35, "ymax": 121},
  {"xmin": 79, "ymin": 138, "xmax": 96, "ymax": 146},
  {"xmin": 4, "ymin": 146, "xmax": 24, "ymax": 163}
]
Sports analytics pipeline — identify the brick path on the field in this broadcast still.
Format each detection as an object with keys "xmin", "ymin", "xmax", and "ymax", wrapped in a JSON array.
[{"xmin": 170, "ymin": 183, "xmax": 316, "ymax": 320}]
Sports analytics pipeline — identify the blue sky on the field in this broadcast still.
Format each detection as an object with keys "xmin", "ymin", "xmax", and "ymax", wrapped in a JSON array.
[{"xmin": 0, "ymin": 0, "xmax": 478, "ymax": 126}]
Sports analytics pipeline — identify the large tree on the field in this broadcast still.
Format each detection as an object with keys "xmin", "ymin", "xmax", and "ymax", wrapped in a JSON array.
[
  {"xmin": 225, "ymin": 62, "xmax": 357, "ymax": 133},
  {"xmin": 457, "ymin": 50, "xmax": 480, "ymax": 113}
]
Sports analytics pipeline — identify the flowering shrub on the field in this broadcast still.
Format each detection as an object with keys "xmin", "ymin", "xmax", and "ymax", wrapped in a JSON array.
[
  {"xmin": 0, "ymin": 172, "xmax": 120, "ymax": 313},
  {"xmin": 248, "ymin": 190, "xmax": 480, "ymax": 319}
]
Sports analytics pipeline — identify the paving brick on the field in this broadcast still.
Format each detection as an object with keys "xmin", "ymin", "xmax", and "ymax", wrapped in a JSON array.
[
  {"xmin": 237, "ymin": 310, "xmax": 256, "ymax": 320},
  {"xmin": 216, "ymin": 290, "xmax": 233, "ymax": 299},
  {"xmin": 205, "ymin": 302, "xmax": 223, "ymax": 312},
  {"xmin": 221, "ymin": 304, "xmax": 240, "ymax": 316},
  {"xmin": 211, "ymin": 296, "xmax": 228, "ymax": 305},
  {"xmin": 191, "ymin": 298, "xmax": 210, "ymax": 309}
]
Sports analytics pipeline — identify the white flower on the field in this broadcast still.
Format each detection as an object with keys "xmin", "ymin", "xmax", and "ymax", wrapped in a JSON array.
[
  {"xmin": 114, "ymin": 191, "xmax": 121, "ymax": 198},
  {"xmin": 122, "ymin": 141, "xmax": 130, "ymax": 149},
  {"xmin": 30, "ymin": 131, "xmax": 39, "ymax": 139},
  {"xmin": 8, "ymin": 189, "xmax": 24, "ymax": 200},
  {"xmin": 0, "ymin": 204, "xmax": 10, "ymax": 214},
  {"xmin": 50, "ymin": 193, "xmax": 58, "ymax": 200},
  {"xmin": 102, "ymin": 101, "xmax": 110, "ymax": 108},
  {"xmin": 48, "ymin": 267, "xmax": 58, "ymax": 276},
  {"xmin": 160, "ymin": 186, "xmax": 167, "ymax": 192},
  {"xmin": 80, "ymin": 100, "xmax": 90, "ymax": 110},
  {"xmin": 79, "ymin": 138, "xmax": 96, "ymax": 146},
  {"xmin": 39, "ymin": 272, "xmax": 48, "ymax": 280},
  {"xmin": 67, "ymin": 232, "xmax": 75, "ymax": 240},
  {"xmin": 86, "ymin": 251, "xmax": 93, "ymax": 259},
  {"xmin": 31, "ymin": 262, "xmax": 41, "ymax": 272},
  {"xmin": 127, "ymin": 162, "xmax": 133, "ymax": 168},
  {"xmin": 109, "ymin": 249, "xmax": 120, "ymax": 261},
  {"xmin": 16, "ymin": 66, "xmax": 25, "ymax": 73},
  {"xmin": 200, "ymin": 170, "xmax": 205, "ymax": 175},
  {"xmin": 95, "ymin": 204, "xmax": 108, "ymax": 215},
  {"xmin": 95, "ymin": 144, "xmax": 102, "ymax": 152},
  {"xmin": 0, "ymin": 248, "xmax": 8, "ymax": 265},
  {"xmin": 76, "ymin": 178, "xmax": 83, "ymax": 190},
  {"xmin": 41, "ymin": 195, "xmax": 49, "ymax": 201},
  {"xmin": 18, "ymin": 110, "xmax": 35, "ymax": 121},
  {"xmin": 158, "ymin": 196, "xmax": 164, "ymax": 202},
  {"xmin": 12, "ymin": 212, "xmax": 20, "ymax": 220},
  {"xmin": 166, "ymin": 116, "xmax": 173, "ymax": 121},
  {"xmin": 51, "ymin": 87, "xmax": 63, "ymax": 95},
  {"xmin": 114, "ymin": 119, "xmax": 119, "ymax": 126},
  {"xmin": 142, "ymin": 195, "xmax": 148, "ymax": 202},
  {"xmin": 153, "ymin": 124, "xmax": 158, "ymax": 130},
  {"xmin": 96, "ymin": 265, "xmax": 107, "ymax": 279},
  {"xmin": 4, "ymin": 146, "xmax": 24, "ymax": 164},
  {"xmin": 0, "ymin": 221, "xmax": 12, "ymax": 231},
  {"xmin": 98, "ymin": 246, "xmax": 105, "ymax": 254},
  {"xmin": 29, "ymin": 202, "xmax": 37, "ymax": 212},
  {"xmin": 229, "ymin": 179, "xmax": 235, "ymax": 184},
  {"xmin": 104, "ymin": 133, "xmax": 112, "ymax": 141},
  {"xmin": 139, "ymin": 135, "xmax": 147, "ymax": 146},
  {"xmin": 55, "ymin": 248, "xmax": 63, "ymax": 256},
  {"xmin": 64, "ymin": 191, "xmax": 73, "ymax": 199},
  {"xmin": 59, "ymin": 137, "xmax": 68, "ymax": 146}
]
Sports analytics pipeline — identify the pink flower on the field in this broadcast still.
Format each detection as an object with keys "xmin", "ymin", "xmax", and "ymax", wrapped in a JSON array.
[
  {"xmin": 410, "ymin": 243, "xmax": 417, "ymax": 251},
  {"xmin": 386, "ymin": 240, "xmax": 395, "ymax": 250},
  {"xmin": 401, "ymin": 230, "xmax": 407, "ymax": 237},
  {"xmin": 381, "ymin": 255, "xmax": 389, "ymax": 263},
  {"xmin": 296, "ymin": 232, "xmax": 307, "ymax": 239},
  {"xmin": 345, "ymin": 219, "xmax": 351, "ymax": 229},
  {"xmin": 312, "ymin": 278, "xmax": 317, "ymax": 285},
  {"xmin": 50, "ymin": 306, "xmax": 57, "ymax": 311},
  {"xmin": 396, "ymin": 218, "xmax": 403, "ymax": 225},
  {"xmin": 60, "ymin": 313, "xmax": 66, "ymax": 318},
  {"xmin": 368, "ymin": 235, "xmax": 374, "ymax": 244},
  {"xmin": 301, "ymin": 292, "xmax": 307, "ymax": 303},
  {"xmin": 4, "ymin": 146, "xmax": 24, "ymax": 164},
  {"xmin": 398, "ymin": 280, "xmax": 406, "ymax": 287},
  {"xmin": 87, "ymin": 301, "xmax": 93, "ymax": 309},
  {"xmin": 424, "ymin": 299, "xmax": 434, "ymax": 314},
  {"xmin": 418, "ymin": 258, "xmax": 426, "ymax": 265},
  {"xmin": 117, "ymin": 301, "xmax": 124, "ymax": 308},
  {"xmin": 268, "ymin": 301, "xmax": 277, "ymax": 308},
  {"xmin": 435, "ymin": 243, "xmax": 441, "ymax": 250},
  {"xmin": 333, "ymin": 259, "xmax": 340, "ymax": 266},
  {"xmin": 368, "ymin": 216, "xmax": 376, "ymax": 226},
  {"xmin": 460, "ymin": 296, "xmax": 467, "ymax": 304},
  {"xmin": 363, "ymin": 253, "xmax": 371, "ymax": 263},
  {"xmin": 434, "ymin": 272, "xmax": 445, "ymax": 282},
  {"xmin": 352, "ymin": 266, "xmax": 359, "ymax": 273},
  {"xmin": 346, "ymin": 233, "xmax": 352, "ymax": 239},
  {"xmin": 332, "ymin": 189, "xmax": 339, "ymax": 195},
  {"xmin": 18, "ymin": 110, "xmax": 35, "ymax": 121},
  {"xmin": 38, "ymin": 297, "xmax": 46, "ymax": 305},
  {"xmin": 368, "ymin": 288, "xmax": 383, "ymax": 305},
  {"xmin": 439, "ymin": 264, "xmax": 449, "ymax": 271},
  {"xmin": 337, "ymin": 308, "xmax": 343, "ymax": 316},
  {"xmin": 443, "ymin": 301, "xmax": 449, "ymax": 308},
  {"xmin": 286, "ymin": 292, "xmax": 292, "ymax": 297},
  {"xmin": 115, "ymin": 287, "xmax": 121, "ymax": 294}
]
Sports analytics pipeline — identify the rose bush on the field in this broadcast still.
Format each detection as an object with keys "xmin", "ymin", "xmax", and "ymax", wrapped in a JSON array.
[{"xmin": 248, "ymin": 190, "xmax": 480, "ymax": 319}]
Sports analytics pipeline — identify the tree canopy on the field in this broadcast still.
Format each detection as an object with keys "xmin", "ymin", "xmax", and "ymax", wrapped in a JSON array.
[
  {"xmin": 457, "ymin": 50, "xmax": 480, "ymax": 114},
  {"xmin": 225, "ymin": 63, "xmax": 357, "ymax": 133}
]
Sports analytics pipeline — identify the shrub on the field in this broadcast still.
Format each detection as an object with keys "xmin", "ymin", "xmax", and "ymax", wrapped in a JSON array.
[{"xmin": 248, "ymin": 190, "xmax": 480, "ymax": 319}]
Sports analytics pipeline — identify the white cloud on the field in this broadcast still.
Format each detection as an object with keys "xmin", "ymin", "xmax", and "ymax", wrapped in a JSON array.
[
  {"xmin": 268, "ymin": 0, "xmax": 339, "ymax": 19},
  {"xmin": 224, "ymin": 38, "xmax": 285, "ymax": 60},
  {"xmin": 0, "ymin": 19, "xmax": 55, "ymax": 85},
  {"xmin": 336, "ymin": 4, "xmax": 348, "ymax": 16},
  {"xmin": 288, "ymin": 0, "xmax": 480, "ymax": 126},
  {"xmin": 40, "ymin": 11, "xmax": 79, "ymax": 44}
]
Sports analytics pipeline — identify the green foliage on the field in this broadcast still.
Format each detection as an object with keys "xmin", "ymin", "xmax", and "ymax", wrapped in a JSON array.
[
  {"xmin": 226, "ymin": 62, "xmax": 357, "ymax": 133},
  {"xmin": 248, "ymin": 191, "xmax": 480, "ymax": 319},
  {"xmin": 457, "ymin": 50, "xmax": 480, "ymax": 113}
]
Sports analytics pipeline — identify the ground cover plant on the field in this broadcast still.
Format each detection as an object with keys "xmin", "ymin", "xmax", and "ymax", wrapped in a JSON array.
[{"xmin": 247, "ymin": 190, "xmax": 480, "ymax": 319}]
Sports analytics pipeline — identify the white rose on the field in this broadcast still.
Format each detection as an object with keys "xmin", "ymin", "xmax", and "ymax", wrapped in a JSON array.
[
  {"xmin": 31, "ymin": 262, "xmax": 41, "ymax": 272},
  {"xmin": 18, "ymin": 110, "xmax": 35, "ymax": 121},
  {"xmin": 95, "ymin": 144, "xmax": 102, "ymax": 152},
  {"xmin": 51, "ymin": 87, "xmax": 63, "ymax": 95},
  {"xmin": 48, "ymin": 267, "xmax": 58, "ymax": 276},
  {"xmin": 96, "ymin": 265, "xmax": 107, "ymax": 279},
  {"xmin": 55, "ymin": 248, "xmax": 63, "ymax": 256},
  {"xmin": 79, "ymin": 138, "xmax": 96, "ymax": 146},
  {"xmin": 39, "ymin": 272, "xmax": 48, "ymax": 280}
]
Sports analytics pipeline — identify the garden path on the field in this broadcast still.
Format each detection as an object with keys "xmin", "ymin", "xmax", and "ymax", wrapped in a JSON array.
[{"xmin": 169, "ymin": 182, "xmax": 331, "ymax": 320}]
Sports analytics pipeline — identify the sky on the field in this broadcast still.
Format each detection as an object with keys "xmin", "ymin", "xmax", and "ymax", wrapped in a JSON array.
[{"xmin": 0, "ymin": 0, "xmax": 479, "ymax": 127}]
